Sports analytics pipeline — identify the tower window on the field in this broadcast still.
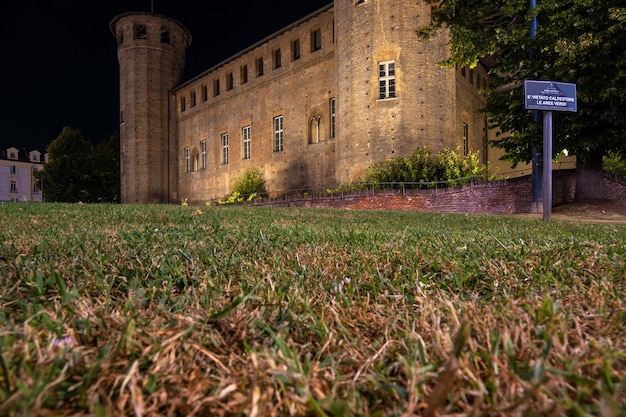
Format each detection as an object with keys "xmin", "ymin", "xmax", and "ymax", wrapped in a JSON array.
[
  {"xmin": 378, "ymin": 61, "xmax": 396, "ymax": 99},
  {"xmin": 190, "ymin": 91, "xmax": 196, "ymax": 107},
  {"xmin": 273, "ymin": 116, "xmax": 284, "ymax": 152},
  {"xmin": 292, "ymin": 39, "xmax": 301, "ymax": 61},
  {"xmin": 311, "ymin": 29, "xmax": 322, "ymax": 52},
  {"xmin": 180, "ymin": 97, "xmax": 186, "ymax": 112},
  {"xmin": 201, "ymin": 85, "xmax": 208, "ymax": 101},
  {"xmin": 226, "ymin": 72, "xmax": 234, "ymax": 90},
  {"xmin": 213, "ymin": 79, "xmax": 220, "ymax": 97},
  {"xmin": 240, "ymin": 65, "xmax": 248, "ymax": 84},
  {"xmin": 273, "ymin": 48, "xmax": 282, "ymax": 70},
  {"xmin": 134, "ymin": 24, "xmax": 147, "ymax": 40},
  {"xmin": 161, "ymin": 27, "xmax": 170, "ymax": 44},
  {"xmin": 256, "ymin": 57, "xmax": 264, "ymax": 77}
]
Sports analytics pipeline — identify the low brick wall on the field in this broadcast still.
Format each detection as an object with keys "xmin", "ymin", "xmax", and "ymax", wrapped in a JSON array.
[{"xmin": 254, "ymin": 171, "xmax": 625, "ymax": 214}]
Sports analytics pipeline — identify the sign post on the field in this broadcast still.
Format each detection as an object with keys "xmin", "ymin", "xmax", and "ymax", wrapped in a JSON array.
[{"xmin": 524, "ymin": 80, "xmax": 577, "ymax": 221}]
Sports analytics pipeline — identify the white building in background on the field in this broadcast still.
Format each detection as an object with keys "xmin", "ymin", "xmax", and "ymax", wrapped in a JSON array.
[{"xmin": 0, "ymin": 147, "xmax": 45, "ymax": 202}]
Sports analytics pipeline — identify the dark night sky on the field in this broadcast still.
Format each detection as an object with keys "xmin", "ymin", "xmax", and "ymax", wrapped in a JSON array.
[{"xmin": 1, "ymin": 0, "xmax": 331, "ymax": 154}]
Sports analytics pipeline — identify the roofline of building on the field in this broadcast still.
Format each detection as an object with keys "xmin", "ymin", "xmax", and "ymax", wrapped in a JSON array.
[{"xmin": 172, "ymin": 2, "xmax": 333, "ymax": 92}]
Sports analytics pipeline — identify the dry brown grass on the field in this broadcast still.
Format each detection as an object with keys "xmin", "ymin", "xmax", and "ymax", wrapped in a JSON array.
[{"xmin": 0, "ymin": 203, "xmax": 624, "ymax": 416}]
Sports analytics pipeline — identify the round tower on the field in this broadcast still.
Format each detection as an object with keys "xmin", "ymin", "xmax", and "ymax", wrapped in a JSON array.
[{"xmin": 110, "ymin": 12, "xmax": 191, "ymax": 203}]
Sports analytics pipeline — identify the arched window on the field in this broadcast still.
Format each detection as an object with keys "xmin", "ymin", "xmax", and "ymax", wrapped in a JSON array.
[{"xmin": 309, "ymin": 117, "xmax": 324, "ymax": 144}]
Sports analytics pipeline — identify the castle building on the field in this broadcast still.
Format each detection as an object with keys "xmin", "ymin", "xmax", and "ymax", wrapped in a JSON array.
[
  {"xmin": 111, "ymin": 0, "xmax": 489, "ymax": 204},
  {"xmin": 0, "ymin": 147, "xmax": 45, "ymax": 202}
]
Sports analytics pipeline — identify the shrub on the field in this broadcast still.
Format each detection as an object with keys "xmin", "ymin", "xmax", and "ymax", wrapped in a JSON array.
[
  {"xmin": 363, "ymin": 146, "xmax": 487, "ymax": 187},
  {"xmin": 604, "ymin": 151, "xmax": 626, "ymax": 178},
  {"xmin": 221, "ymin": 167, "xmax": 268, "ymax": 204}
]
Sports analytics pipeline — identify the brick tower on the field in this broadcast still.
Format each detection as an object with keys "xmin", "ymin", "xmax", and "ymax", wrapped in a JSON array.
[
  {"xmin": 333, "ymin": 0, "xmax": 458, "ymax": 183},
  {"xmin": 110, "ymin": 12, "xmax": 191, "ymax": 203}
]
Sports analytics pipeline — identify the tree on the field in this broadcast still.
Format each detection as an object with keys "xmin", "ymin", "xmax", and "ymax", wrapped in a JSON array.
[
  {"xmin": 419, "ymin": 0, "xmax": 626, "ymax": 200},
  {"xmin": 38, "ymin": 127, "xmax": 120, "ymax": 203},
  {"xmin": 92, "ymin": 135, "xmax": 120, "ymax": 203}
]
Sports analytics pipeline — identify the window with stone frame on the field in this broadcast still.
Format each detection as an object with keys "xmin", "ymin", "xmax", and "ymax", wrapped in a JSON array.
[
  {"xmin": 200, "ymin": 140, "xmax": 207, "ymax": 169},
  {"xmin": 242, "ymin": 126, "xmax": 251, "ymax": 160},
  {"xmin": 378, "ymin": 61, "xmax": 396, "ymax": 99},
  {"xmin": 184, "ymin": 147, "xmax": 191, "ymax": 172},
  {"xmin": 221, "ymin": 133, "xmax": 229, "ymax": 164},
  {"xmin": 273, "ymin": 116, "xmax": 284, "ymax": 152}
]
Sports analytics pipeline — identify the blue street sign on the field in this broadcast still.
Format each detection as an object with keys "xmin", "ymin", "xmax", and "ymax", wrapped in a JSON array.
[{"xmin": 524, "ymin": 80, "xmax": 577, "ymax": 112}]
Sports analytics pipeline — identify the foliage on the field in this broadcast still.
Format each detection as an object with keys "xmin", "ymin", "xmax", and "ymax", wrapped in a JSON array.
[
  {"xmin": 363, "ymin": 146, "xmax": 487, "ymax": 186},
  {"xmin": 604, "ymin": 151, "xmax": 626, "ymax": 178},
  {"xmin": 0, "ymin": 203, "xmax": 624, "ymax": 416},
  {"xmin": 92, "ymin": 135, "xmax": 120, "ymax": 203},
  {"xmin": 418, "ymin": 0, "xmax": 626, "ymax": 197},
  {"xmin": 37, "ymin": 127, "xmax": 119, "ymax": 203},
  {"xmin": 222, "ymin": 167, "xmax": 268, "ymax": 204}
]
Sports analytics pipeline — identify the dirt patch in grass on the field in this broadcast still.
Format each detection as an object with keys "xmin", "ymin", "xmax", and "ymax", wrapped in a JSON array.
[{"xmin": 522, "ymin": 199, "xmax": 626, "ymax": 223}]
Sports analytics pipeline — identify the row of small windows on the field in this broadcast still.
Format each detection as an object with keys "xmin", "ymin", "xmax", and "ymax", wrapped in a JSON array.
[
  {"xmin": 459, "ymin": 65, "xmax": 488, "ymax": 90},
  {"xmin": 180, "ymin": 29, "xmax": 323, "ymax": 112},
  {"xmin": 184, "ymin": 99, "xmax": 336, "ymax": 172},
  {"xmin": 116, "ymin": 24, "xmax": 172, "ymax": 46}
]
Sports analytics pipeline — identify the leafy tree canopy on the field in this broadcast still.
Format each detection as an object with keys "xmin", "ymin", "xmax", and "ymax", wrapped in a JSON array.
[
  {"xmin": 38, "ymin": 127, "xmax": 119, "ymax": 203},
  {"xmin": 419, "ymin": 0, "xmax": 626, "ymax": 198}
]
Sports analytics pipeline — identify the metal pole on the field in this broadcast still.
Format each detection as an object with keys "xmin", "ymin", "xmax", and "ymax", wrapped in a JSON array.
[
  {"xmin": 530, "ymin": 0, "xmax": 542, "ymax": 212},
  {"xmin": 542, "ymin": 111, "xmax": 552, "ymax": 221}
]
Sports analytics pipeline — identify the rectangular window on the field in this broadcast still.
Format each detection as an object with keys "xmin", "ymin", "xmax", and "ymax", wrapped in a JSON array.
[
  {"xmin": 221, "ymin": 133, "xmax": 229, "ymax": 164},
  {"xmin": 201, "ymin": 85, "xmax": 208, "ymax": 101},
  {"xmin": 273, "ymin": 48, "xmax": 281, "ymax": 69},
  {"xmin": 273, "ymin": 115, "xmax": 284, "ymax": 152},
  {"xmin": 10, "ymin": 180, "xmax": 17, "ymax": 193},
  {"xmin": 184, "ymin": 147, "xmax": 191, "ymax": 172},
  {"xmin": 378, "ymin": 61, "xmax": 396, "ymax": 99},
  {"xmin": 226, "ymin": 72, "xmax": 234, "ymax": 90},
  {"xmin": 213, "ymin": 79, "xmax": 220, "ymax": 96},
  {"xmin": 240, "ymin": 65, "xmax": 248, "ymax": 84},
  {"xmin": 190, "ymin": 91, "xmax": 196, "ymax": 107},
  {"xmin": 256, "ymin": 57, "xmax": 264, "ymax": 77},
  {"xmin": 311, "ymin": 29, "xmax": 322, "ymax": 52},
  {"xmin": 200, "ymin": 140, "xmax": 207, "ymax": 169},
  {"xmin": 10, "ymin": 165, "xmax": 16, "ymax": 175},
  {"xmin": 292, "ymin": 39, "xmax": 301, "ymax": 61},
  {"xmin": 242, "ymin": 126, "xmax": 251, "ymax": 160},
  {"xmin": 463, "ymin": 123, "xmax": 469, "ymax": 156},
  {"xmin": 180, "ymin": 96, "xmax": 186, "ymax": 112},
  {"xmin": 329, "ymin": 98, "xmax": 336, "ymax": 139}
]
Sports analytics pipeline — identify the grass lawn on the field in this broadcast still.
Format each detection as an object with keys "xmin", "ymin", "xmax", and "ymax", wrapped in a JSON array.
[{"xmin": 0, "ymin": 202, "xmax": 624, "ymax": 416}]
